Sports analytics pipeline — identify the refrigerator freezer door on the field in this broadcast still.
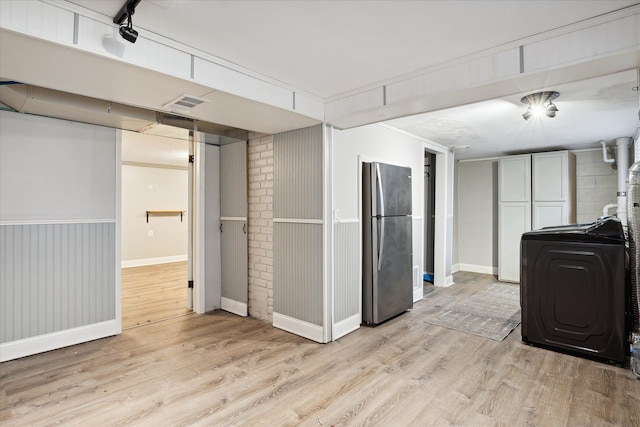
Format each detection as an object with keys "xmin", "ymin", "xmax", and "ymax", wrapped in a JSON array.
[
  {"xmin": 370, "ymin": 215, "xmax": 413, "ymax": 324},
  {"xmin": 374, "ymin": 163, "xmax": 412, "ymax": 217}
]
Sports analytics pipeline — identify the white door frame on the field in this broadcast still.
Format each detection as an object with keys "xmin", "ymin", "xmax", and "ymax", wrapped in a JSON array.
[{"xmin": 191, "ymin": 130, "xmax": 207, "ymax": 313}]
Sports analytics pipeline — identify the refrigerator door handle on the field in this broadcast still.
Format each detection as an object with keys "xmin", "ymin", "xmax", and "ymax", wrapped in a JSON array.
[
  {"xmin": 376, "ymin": 163, "xmax": 385, "ymax": 217},
  {"xmin": 378, "ymin": 217, "xmax": 385, "ymax": 271}
]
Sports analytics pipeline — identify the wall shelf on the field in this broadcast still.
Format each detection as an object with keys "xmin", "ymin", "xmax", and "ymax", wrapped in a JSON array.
[{"xmin": 146, "ymin": 210, "xmax": 185, "ymax": 223}]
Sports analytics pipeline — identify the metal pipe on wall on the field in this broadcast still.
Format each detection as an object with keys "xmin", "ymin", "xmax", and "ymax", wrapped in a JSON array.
[{"xmin": 601, "ymin": 140, "xmax": 615, "ymax": 163}]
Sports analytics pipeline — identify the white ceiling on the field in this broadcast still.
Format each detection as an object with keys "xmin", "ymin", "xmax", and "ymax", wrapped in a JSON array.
[
  {"xmin": 68, "ymin": 0, "xmax": 638, "ymax": 100},
  {"xmin": 122, "ymin": 129, "xmax": 189, "ymax": 167},
  {"xmin": 387, "ymin": 70, "xmax": 640, "ymax": 159},
  {"xmin": 3, "ymin": 1, "xmax": 640, "ymax": 160}
]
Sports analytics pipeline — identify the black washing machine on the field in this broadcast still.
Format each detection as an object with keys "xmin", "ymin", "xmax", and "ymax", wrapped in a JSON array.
[{"xmin": 520, "ymin": 217, "xmax": 627, "ymax": 365}]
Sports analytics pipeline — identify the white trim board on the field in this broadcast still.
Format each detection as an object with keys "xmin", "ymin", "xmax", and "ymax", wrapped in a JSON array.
[
  {"xmin": 457, "ymin": 263, "xmax": 498, "ymax": 275},
  {"xmin": 220, "ymin": 217, "xmax": 247, "ymax": 221},
  {"xmin": 435, "ymin": 274, "xmax": 455, "ymax": 288},
  {"xmin": 273, "ymin": 312, "xmax": 325, "ymax": 343},
  {"xmin": 332, "ymin": 314, "xmax": 360, "ymax": 341},
  {"xmin": 221, "ymin": 297, "xmax": 248, "ymax": 317},
  {"xmin": 0, "ymin": 219, "xmax": 116, "ymax": 225},
  {"xmin": 121, "ymin": 254, "xmax": 188, "ymax": 268},
  {"xmin": 273, "ymin": 218, "xmax": 324, "ymax": 224},
  {"xmin": 0, "ymin": 320, "xmax": 118, "ymax": 362}
]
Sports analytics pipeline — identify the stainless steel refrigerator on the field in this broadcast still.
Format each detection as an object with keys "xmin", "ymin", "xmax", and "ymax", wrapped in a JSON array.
[{"xmin": 362, "ymin": 162, "xmax": 413, "ymax": 325}]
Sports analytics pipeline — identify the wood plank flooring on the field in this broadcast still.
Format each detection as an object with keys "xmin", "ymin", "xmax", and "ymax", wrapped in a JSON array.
[
  {"xmin": 2, "ymin": 271, "xmax": 639, "ymax": 426},
  {"xmin": 121, "ymin": 262, "xmax": 191, "ymax": 330}
]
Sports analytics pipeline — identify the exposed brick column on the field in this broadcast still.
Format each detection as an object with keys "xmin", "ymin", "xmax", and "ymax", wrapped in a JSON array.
[{"xmin": 247, "ymin": 135, "xmax": 274, "ymax": 322}]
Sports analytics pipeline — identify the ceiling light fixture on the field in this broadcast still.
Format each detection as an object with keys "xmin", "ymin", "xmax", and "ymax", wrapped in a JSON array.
[
  {"xmin": 521, "ymin": 91, "xmax": 560, "ymax": 121},
  {"xmin": 113, "ymin": 0, "xmax": 141, "ymax": 44}
]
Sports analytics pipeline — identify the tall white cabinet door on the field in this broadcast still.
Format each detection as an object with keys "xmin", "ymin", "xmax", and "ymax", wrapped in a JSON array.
[
  {"xmin": 500, "ymin": 155, "xmax": 531, "ymax": 202},
  {"xmin": 498, "ymin": 155, "xmax": 531, "ymax": 282},
  {"xmin": 220, "ymin": 141, "xmax": 248, "ymax": 316},
  {"xmin": 533, "ymin": 202, "xmax": 568, "ymax": 229},
  {"xmin": 532, "ymin": 151, "xmax": 576, "ymax": 229},
  {"xmin": 533, "ymin": 151, "xmax": 568, "ymax": 201}
]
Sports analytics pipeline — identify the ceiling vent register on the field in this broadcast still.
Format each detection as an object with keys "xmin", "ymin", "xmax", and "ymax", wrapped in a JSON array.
[{"xmin": 163, "ymin": 95, "xmax": 209, "ymax": 112}]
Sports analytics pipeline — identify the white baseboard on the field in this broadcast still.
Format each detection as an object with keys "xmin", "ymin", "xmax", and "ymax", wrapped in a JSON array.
[
  {"xmin": 121, "ymin": 254, "xmax": 187, "ymax": 268},
  {"xmin": 435, "ymin": 274, "xmax": 455, "ymax": 288},
  {"xmin": 332, "ymin": 313, "xmax": 360, "ymax": 340},
  {"xmin": 221, "ymin": 297, "xmax": 248, "ymax": 317},
  {"xmin": 0, "ymin": 320, "xmax": 119, "ymax": 362},
  {"xmin": 458, "ymin": 263, "xmax": 498, "ymax": 275},
  {"xmin": 273, "ymin": 312, "xmax": 324, "ymax": 343},
  {"xmin": 413, "ymin": 287, "xmax": 423, "ymax": 302}
]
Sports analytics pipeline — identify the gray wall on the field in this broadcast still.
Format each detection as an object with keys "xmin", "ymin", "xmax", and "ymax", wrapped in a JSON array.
[
  {"xmin": 0, "ymin": 111, "xmax": 117, "ymax": 347},
  {"xmin": 220, "ymin": 141, "xmax": 248, "ymax": 308},
  {"xmin": 1, "ymin": 223, "xmax": 116, "ymax": 342},
  {"xmin": 333, "ymin": 221, "xmax": 360, "ymax": 323},
  {"xmin": 273, "ymin": 125, "xmax": 323, "ymax": 326},
  {"xmin": 455, "ymin": 159, "xmax": 498, "ymax": 271},
  {"xmin": 575, "ymin": 149, "xmax": 618, "ymax": 223},
  {"xmin": 204, "ymin": 144, "xmax": 222, "ymax": 311},
  {"xmin": 454, "ymin": 149, "xmax": 618, "ymax": 272}
]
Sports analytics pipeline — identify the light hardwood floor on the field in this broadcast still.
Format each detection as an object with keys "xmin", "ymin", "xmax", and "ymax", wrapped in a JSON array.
[
  {"xmin": 1, "ymin": 271, "xmax": 639, "ymax": 426},
  {"xmin": 121, "ymin": 262, "xmax": 191, "ymax": 330}
]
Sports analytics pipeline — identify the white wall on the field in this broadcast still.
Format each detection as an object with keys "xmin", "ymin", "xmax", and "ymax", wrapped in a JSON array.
[
  {"xmin": 121, "ymin": 164, "xmax": 188, "ymax": 265},
  {"xmin": 332, "ymin": 124, "xmax": 425, "ymax": 219},
  {"xmin": 332, "ymin": 123, "xmax": 426, "ymax": 281},
  {"xmin": 247, "ymin": 135, "xmax": 275, "ymax": 322},
  {"xmin": 121, "ymin": 132, "xmax": 189, "ymax": 267}
]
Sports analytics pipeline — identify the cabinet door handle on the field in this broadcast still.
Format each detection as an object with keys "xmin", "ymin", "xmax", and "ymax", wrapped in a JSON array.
[
  {"xmin": 243, "ymin": 223, "xmax": 247, "ymax": 234},
  {"xmin": 220, "ymin": 223, "xmax": 223, "ymax": 233}
]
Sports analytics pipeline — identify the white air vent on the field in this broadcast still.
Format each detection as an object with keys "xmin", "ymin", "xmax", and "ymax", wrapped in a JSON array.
[{"xmin": 163, "ymin": 94, "xmax": 209, "ymax": 111}]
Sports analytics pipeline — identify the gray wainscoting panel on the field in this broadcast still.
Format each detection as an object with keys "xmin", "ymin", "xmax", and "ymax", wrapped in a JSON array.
[
  {"xmin": 221, "ymin": 219, "xmax": 248, "ymax": 303},
  {"xmin": 273, "ymin": 125, "xmax": 322, "ymax": 220},
  {"xmin": 220, "ymin": 141, "xmax": 247, "ymax": 218},
  {"xmin": 274, "ymin": 222, "xmax": 323, "ymax": 325},
  {"xmin": 0, "ymin": 222, "xmax": 116, "ymax": 343},
  {"xmin": 334, "ymin": 221, "xmax": 360, "ymax": 322}
]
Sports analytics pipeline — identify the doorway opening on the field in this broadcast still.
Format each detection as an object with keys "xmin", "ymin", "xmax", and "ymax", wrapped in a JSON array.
[
  {"xmin": 423, "ymin": 150, "xmax": 436, "ymax": 296},
  {"xmin": 120, "ymin": 129, "xmax": 192, "ymax": 329}
]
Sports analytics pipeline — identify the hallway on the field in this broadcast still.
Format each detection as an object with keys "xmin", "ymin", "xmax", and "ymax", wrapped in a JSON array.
[{"xmin": 121, "ymin": 261, "xmax": 191, "ymax": 329}]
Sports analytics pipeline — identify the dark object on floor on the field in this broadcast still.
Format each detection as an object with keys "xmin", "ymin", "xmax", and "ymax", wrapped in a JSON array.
[{"xmin": 520, "ymin": 217, "xmax": 627, "ymax": 365}]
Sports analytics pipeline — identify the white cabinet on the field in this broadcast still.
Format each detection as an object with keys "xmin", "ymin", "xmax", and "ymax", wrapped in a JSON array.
[
  {"xmin": 498, "ymin": 151, "xmax": 575, "ymax": 282},
  {"xmin": 532, "ymin": 151, "xmax": 576, "ymax": 229},
  {"xmin": 500, "ymin": 155, "xmax": 531, "ymax": 203},
  {"xmin": 498, "ymin": 155, "xmax": 532, "ymax": 282}
]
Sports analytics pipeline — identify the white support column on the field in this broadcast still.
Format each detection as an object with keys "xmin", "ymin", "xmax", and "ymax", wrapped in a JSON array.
[{"xmin": 433, "ymin": 150, "xmax": 455, "ymax": 287}]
